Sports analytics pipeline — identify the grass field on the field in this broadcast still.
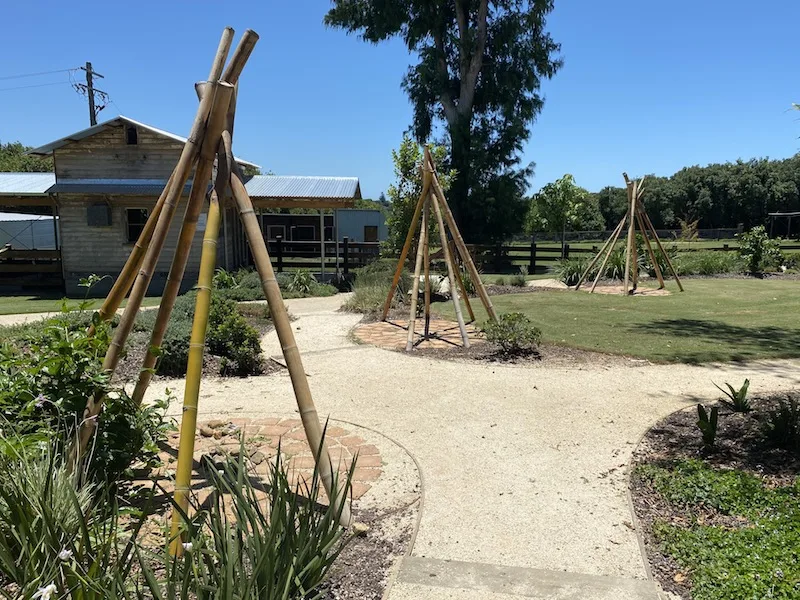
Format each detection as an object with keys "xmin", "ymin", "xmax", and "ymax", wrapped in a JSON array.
[
  {"xmin": 0, "ymin": 295, "xmax": 161, "ymax": 315},
  {"xmin": 435, "ymin": 278, "xmax": 800, "ymax": 363}
]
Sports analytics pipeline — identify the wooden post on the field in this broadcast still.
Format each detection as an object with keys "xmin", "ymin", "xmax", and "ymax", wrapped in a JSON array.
[
  {"xmin": 342, "ymin": 236, "xmax": 349, "ymax": 275},
  {"xmin": 451, "ymin": 239, "xmax": 475, "ymax": 323},
  {"xmin": 635, "ymin": 204, "xmax": 665, "ymax": 289},
  {"xmin": 275, "ymin": 235, "xmax": 283, "ymax": 272},
  {"xmin": 564, "ymin": 243, "xmax": 570, "ymax": 260},
  {"xmin": 529, "ymin": 240, "xmax": 536, "ymax": 274},
  {"xmin": 422, "ymin": 196, "xmax": 431, "ymax": 338},
  {"xmin": 424, "ymin": 148, "xmax": 497, "ymax": 322},
  {"xmin": 430, "ymin": 192, "xmax": 469, "ymax": 347},
  {"xmin": 641, "ymin": 207, "xmax": 684, "ymax": 292},
  {"xmin": 169, "ymin": 190, "xmax": 221, "ymax": 555},
  {"xmin": 590, "ymin": 216, "xmax": 626, "ymax": 293},
  {"xmin": 623, "ymin": 177, "xmax": 637, "ymax": 294},
  {"xmin": 405, "ymin": 204, "xmax": 428, "ymax": 351},
  {"xmin": 575, "ymin": 215, "xmax": 625, "ymax": 290},
  {"xmin": 380, "ymin": 173, "xmax": 431, "ymax": 321},
  {"xmin": 131, "ymin": 82, "xmax": 234, "ymax": 406},
  {"xmin": 71, "ymin": 30, "xmax": 236, "ymax": 465},
  {"xmin": 229, "ymin": 165, "xmax": 351, "ymax": 527}
]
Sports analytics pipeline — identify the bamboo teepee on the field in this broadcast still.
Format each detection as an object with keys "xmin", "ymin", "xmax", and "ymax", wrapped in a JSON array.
[
  {"xmin": 381, "ymin": 147, "xmax": 497, "ymax": 351},
  {"xmin": 574, "ymin": 173, "xmax": 684, "ymax": 294},
  {"xmin": 72, "ymin": 27, "xmax": 351, "ymax": 554}
]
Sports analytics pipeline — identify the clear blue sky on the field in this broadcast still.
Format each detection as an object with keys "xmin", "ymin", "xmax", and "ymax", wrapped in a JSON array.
[{"xmin": 1, "ymin": 1, "xmax": 798, "ymax": 199}]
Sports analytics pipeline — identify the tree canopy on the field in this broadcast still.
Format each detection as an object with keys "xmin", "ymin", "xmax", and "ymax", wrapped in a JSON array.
[
  {"xmin": 525, "ymin": 174, "xmax": 604, "ymax": 247},
  {"xmin": 589, "ymin": 154, "xmax": 800, "ymax": 231},
  {"xmin": 0, "ymin": 141, "xmax": 53, "ymax": 173},
  {"xmin": 325, "ymin": 0, "xmax": 562, "ymax": 244}
]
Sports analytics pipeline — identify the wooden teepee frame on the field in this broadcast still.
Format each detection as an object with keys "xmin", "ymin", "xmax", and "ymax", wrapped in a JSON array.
[
  {"xmin": 381, "ymin": 147, "xmax": 497, "ymax": 351},
  {"xmin": 71, "ymin": 27, "xmax": 352, "ymax": 553},
  {"xmin": 575, "ymin": 173, "xmax": 684, "ymax": 294}
]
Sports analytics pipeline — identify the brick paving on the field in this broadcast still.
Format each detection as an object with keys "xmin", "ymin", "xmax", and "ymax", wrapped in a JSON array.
[
  {"xmin": 355, "ymin": 318, "xmax": 485, "ymax": 350},
  {"xmin": 152, "ymin": 417, "xmax": 383, "ymax": 504}
]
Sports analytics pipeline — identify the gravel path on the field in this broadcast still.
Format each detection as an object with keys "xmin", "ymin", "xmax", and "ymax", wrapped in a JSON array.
[{"xmin": 24, "ymin": 293, "xmax": 795, "ymax": 599}]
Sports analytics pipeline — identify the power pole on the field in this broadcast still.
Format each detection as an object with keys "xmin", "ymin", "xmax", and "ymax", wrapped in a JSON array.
[{"xmin": 80, "ymin": 62, "xmax": 104, "ymax": 126}]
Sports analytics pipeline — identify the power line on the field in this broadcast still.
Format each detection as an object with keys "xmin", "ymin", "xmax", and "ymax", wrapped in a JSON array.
[
  {"xmin": 0, "ymin": 81, "xmax": 73, "ymax": 93},
  {"xmin": 0, "ymin": 67, "xmax": 79, "ymax": 81}
]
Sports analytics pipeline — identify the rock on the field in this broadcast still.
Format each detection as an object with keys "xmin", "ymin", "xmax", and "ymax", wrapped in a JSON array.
[
  {"xmin": 229, "ymin": 447, "xmax": 241, "ymax": 457},
  {"xmin": 199, "ymin": 426, "xmax": 214, "ymax": 438},
  {"xmin": 207, "ymin": 419, "xmax": 226, "ymax": 429},
  {"xmin": 213, "ymin": 430, "xmax": 223, "ymax": 439},
  {"xmin": 250, "ymin": 450, "xmax": 266, "ymax": 465},
  {"xmin": 352, "ymin": 522, "xmax": 370, "ymax": 537}
]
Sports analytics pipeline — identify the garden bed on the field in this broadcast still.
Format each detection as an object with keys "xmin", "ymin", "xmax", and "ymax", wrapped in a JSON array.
[{"xmin": 630, "ymin": 394, "xmax": 800, "ymax": 599}]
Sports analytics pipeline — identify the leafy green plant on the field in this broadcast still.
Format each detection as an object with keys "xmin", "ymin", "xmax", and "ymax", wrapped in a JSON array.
[
  {"xmin": 763, "ymin": 396, "xmax": 800, "ymax": 452},
  {"xmin": 343, "ymin": 258, "xmax": 410, "ymax": 315},
  {"xmin": 696, "ymin": 404, "xmax": 719, "ymax": 449},
  {"xmin": 207, "ymin": 295, "xmax": 263, "ymax": 376},
  {"xmin": 674, "ymin": 250, "xmax": 743, "ymax": 276},
  {"xmin": 482, "ymin": 312, "xmax": 541, "ymax": 355},
  {"xmin": 493, "ymin": 276, "xmax": 506, "ymax": 286},
  {"xmin": 286, "ymin": 269, "xmax": 317, "ymax": 295},
  {"xmin": 458, "ymin": 263, "xmax": 477, "ymax": 296},
  {"xmin": 556, "ymin": 256, "xmax": 591, "ymax": 286},
  {"xmin": 509, "ymin": 265, "xmax": 528, "ymax": 287},
  {"xmin": 212, "ymin": 268, "xmax": 239, "ymax": 290},
  {"xmin": 713, "ymin": 378, "xmax": 751, "ymax": 412},
  {"xmin": 737, "ymin": 226, "xmax": 784, "ymax": 274}
]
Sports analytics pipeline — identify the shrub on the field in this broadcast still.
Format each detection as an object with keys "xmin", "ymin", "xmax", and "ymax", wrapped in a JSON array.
[
  {"xmin": 0, "ymin": 314, "xmax": 171, "ymax": 483},
  {"xmin": 556, "ymin": 256, "xmax": 591, "ymax": 286},
  {"xmin": 286, "ymin": 269, "xmax": 316, "ymax": 295},
  {"xmin": 458, "ymin": 263, "xmax": 477, "ymax": 296},
  {"xmin": 737, "ymin": 226, "xmax": 784, "ymax": 273},
  {"xmin": 509, "ymin": 266, "xmax": 528, "ymax": 287},
  {"xmin": 482, "ymin": 312, "xmax": 542, "ymax": 355},
  {"xmin": 714, "ymin": 378, "xmax": 751, "ymax": 412},
  {"xmin": 674, "ymin": 251, "xmax": 743, "ymax": 276},
  {"xmin": 342, "ymin": 258, "xmax": 409, "ymax": 315},
  {"xmin": 763, "ymin": 396, "xmax": 800, "ymax": 452},
  {"xmin": 213, "ymin": 268, "xmax": 239, "ymax": 289},
  {"xmin": 493, "ymin": 276, "xmax": 506, "ymax": 286},
  {"xmin": 207, "ymin": 295, "xmax": 263, "ymax": 376},
  {"xmin": 696, "ymin": 404, "xmax": 719, "ymax": 449}
]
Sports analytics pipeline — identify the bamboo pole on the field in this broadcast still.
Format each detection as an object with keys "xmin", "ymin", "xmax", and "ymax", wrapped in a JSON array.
[
  {"xmin": 88, "ymin": 171, "xmax": 176, "ymax": 335},
  {"xmin": 590, "ymin": 214, "xmax": 626, "ymax": 293},
  {"xmin": 168, "ymin": 190, "xmax": 221, "ymax": 555},
  {"xmin": 424, "ymin": 148, "xmax": 497, "ymax": 322},
  {"xmin": 450, "ymin": 239, "xmax": 475, "ymax": 322},
  {"xmin": 575, "ymin": 215, "xmax": 626, "ymax": 291},
  {"xmin": 221, "ymin": 29, "xmax": 259, "ymax": 84},
  {"xmin": 380, "ymin": 172, "xmax": 431, "ymax": 321},
  {"xmin": 131, "ymin": 82, "xmax": 234, "ymax": 406},
  {"xmin": 431, "ymin": 191, "xmax": 470, "ymax": 348},
  {"xmin": 635, "ymin": 204, "xmax": 665, "ymax": 289},
  {"xmin": 641, "ymin": 207, "xmax": 684, "ymax": 292},
  {"xmin": 229, "ymin": 163, "xmax": 351, "ymax": 527},
  {"xmin": 623, "ymin": 178, "xmax": 637, "ymax": 294},
  {"xmin": 405, "ymin": 205, "xmax": 428, "ymax": 351},
  {"xmin": 71, "ymin": 32, "xmax": 235, "ymax": 465},
  {"xmin": 422, "ymin": 195, "xmax": 431, "ymax": 339}
]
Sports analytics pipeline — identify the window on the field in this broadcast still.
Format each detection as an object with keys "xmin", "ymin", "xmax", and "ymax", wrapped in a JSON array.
[
  {"xmin": 125, "ymin": 124, "xmax": 138, "ymax": 145},
  {"xmin": 126, "ymin": 208, "xmax": 149, "ymax": 242},
  {"xmin": 292, "ymin": 225, "xmax": 316, "ymax": 241},
  {"xmin": 87, "ymin": 202, "xmax": 112, "ymax": 227},
  {"xmin": 266, "ymin": 225, "xmax": 285, "ymax": 241},
  {"xmin": 364, "ymin": 225, "xmax": 379, "ymax": 242}
]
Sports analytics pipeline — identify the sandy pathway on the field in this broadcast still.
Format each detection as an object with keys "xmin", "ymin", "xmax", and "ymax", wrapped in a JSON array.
[{"xmin": 139, "ymin": 294, "xmax": 799, "ymax": 598}]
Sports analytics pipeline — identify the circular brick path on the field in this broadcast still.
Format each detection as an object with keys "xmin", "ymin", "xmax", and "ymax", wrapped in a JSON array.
[
  {"xmin": 354, "ymin": 318, "xmax": 484, "ymax": 350},
  {"xmin": 155, "ymin": 417, "xmax": 383, "ymax": 503}
]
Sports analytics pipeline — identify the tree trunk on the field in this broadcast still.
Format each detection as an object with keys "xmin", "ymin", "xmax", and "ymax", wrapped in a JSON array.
[{"xmin": 448, "ymin": 116, "xmax": 472, "ymax": 241}]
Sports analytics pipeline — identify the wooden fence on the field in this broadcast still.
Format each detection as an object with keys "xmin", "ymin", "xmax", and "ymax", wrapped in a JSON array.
[
  {"xmin": 0, "ymin": 245, "xmax": 64, "ymax": 287},
  {"xmin": 267, "ymin": 237, "xmax": 380, "ymax": 274}
]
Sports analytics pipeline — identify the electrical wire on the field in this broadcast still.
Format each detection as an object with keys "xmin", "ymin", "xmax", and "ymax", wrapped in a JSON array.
[
  {"xmin": 0, "ymin": 67, "xmax": 79, "ymax": 81},
  {"xmin": 0, "ymin": 81, "xmax": 73, "ymax": 93}
]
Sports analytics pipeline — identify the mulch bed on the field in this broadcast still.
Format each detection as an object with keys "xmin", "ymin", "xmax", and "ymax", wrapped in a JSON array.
[{"xmin": 629, "ymin": 394, "xmax": 800, "ymax": 599}]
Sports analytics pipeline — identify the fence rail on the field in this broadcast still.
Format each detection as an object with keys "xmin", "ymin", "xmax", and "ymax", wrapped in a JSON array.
[
  {"xmin": 0, "ymin": 244, "xmax": 64, "ymax": 287},
  {"xmin": 267, "ymin": 237, "xmax": 380, "ymax": 274}
]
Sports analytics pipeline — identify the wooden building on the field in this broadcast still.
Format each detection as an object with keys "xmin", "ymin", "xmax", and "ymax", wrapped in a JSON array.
[{"xmin": 0, "ymin": 116, "xmax": 360, "ymax": 295}]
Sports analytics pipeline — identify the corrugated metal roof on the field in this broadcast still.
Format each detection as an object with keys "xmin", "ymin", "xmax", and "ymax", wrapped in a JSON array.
[
  {"xmin": 0, "ymin": 173, "xmax": 55, "ymax": 195},
  {"xmin": 244, "ymin": 176, "xmax": 361, "ymax": 200},
  {"xmin": 0, "ymin": 173, "xmax": 361, "ymax": 201},
  {"xmin": 27, "ymin": 115, "xmax": 260, "ymax": 169}
]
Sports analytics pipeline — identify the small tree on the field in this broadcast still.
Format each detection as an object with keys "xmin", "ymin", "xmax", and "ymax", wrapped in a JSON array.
[
  {"xmin": 0, "ymin": 141, "xmax": 53, "ymax": 172},
  {"xmin": 525, "ymin": 174, "xmax": 603, "ymax": 256},
  {"xmin": 384, "ymin": 136, "xmax": 453, "ymax": 254},
  {"xmin": 737, "ymin": 225, "xmax": 784, "ymax": 274}
]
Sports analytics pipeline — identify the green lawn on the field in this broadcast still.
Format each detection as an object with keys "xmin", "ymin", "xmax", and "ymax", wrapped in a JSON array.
[
  {"xmin": 0, "ymin": 295, "xmax": 161, "ymax": 315},
  {"xmin": 436, "ymin": 278, "xmax": 800, "ymax": 363}
]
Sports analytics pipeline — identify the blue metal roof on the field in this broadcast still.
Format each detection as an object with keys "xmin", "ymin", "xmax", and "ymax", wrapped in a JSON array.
[
  {"xmin": 0, "ymin": 173, "xmax": 55, "ymax": 196},
  {"xmin": 0, "ymin": 173, "xmax": 360, "ymax": 202}
]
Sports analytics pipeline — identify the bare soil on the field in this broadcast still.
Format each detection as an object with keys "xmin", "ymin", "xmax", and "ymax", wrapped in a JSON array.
[{"xmin": 629, "ymin": 393, "xmax": 800, "ymax": 599}]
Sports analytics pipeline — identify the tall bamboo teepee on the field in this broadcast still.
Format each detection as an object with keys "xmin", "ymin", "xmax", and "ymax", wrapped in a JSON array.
[
  {"xmin": 575, "ymin": 173, "xmax": 684, "ymax": 294},
  {"xmin": 72, "ymin": 27, "xmax": 351, "ymax": 554},
  {"xmin": 381, "ymin": 147, "xmax": 497, "ymax": 351}
]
